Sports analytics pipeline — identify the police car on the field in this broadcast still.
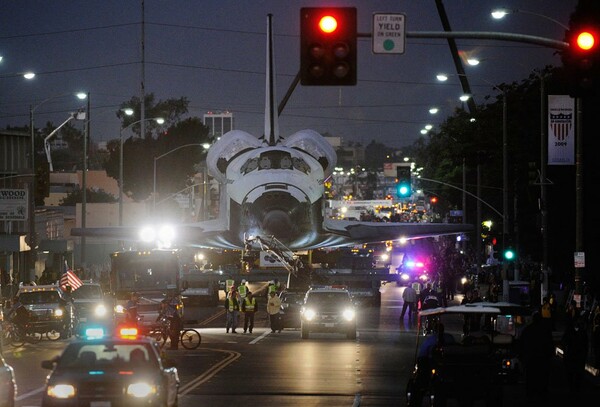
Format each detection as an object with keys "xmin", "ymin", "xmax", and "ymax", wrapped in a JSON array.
[
  {"xmin": 40, "ymin": 326, "xmax": 179, "ymax": 407},
  {"xmin": 300, "ymin": 286, "xmax": 357, "ymax": 340}
]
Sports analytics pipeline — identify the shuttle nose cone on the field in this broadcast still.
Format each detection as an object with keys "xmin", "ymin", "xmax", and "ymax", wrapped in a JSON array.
[{"xmin": 262, "ymin": 209, "xmax": 294, "ymax": 238}]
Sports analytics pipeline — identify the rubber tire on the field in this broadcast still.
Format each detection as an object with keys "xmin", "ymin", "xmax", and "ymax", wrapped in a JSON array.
[
  {"xmin": 29, "ymin": 332, "xmax": 43, "ymax": 343},
  {"xmin": 180, "ymin": 329, "xmax": 201, "ymax": 349}
]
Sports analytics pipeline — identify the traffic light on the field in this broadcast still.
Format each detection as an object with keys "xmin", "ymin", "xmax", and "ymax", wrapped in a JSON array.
[
  {"xmin": 562, "ymin": 2, "xmax": 600, "ymax": 96},
  {"xmin": 300, "ymin": 7, "xmax": 357, "ymax": 86},
  {"xmin": 35, "ymin": 161, "xmax": 50, "ymax": 205},
  {"xmin": 395, "ymin": 165, "xmax": 411, "ymax": 198},
  {"xmin": 503, "ymin": 248, "xmax": 516, "ymax": 261}
]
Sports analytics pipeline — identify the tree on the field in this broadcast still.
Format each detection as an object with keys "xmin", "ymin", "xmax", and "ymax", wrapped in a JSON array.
[{"xmin": 59, "ymin": 187, "xmax": 117, "ymax": 205}]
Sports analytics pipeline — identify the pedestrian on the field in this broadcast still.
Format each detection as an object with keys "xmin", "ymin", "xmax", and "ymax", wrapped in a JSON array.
[
  {"xmin": 160, "ymin": 292, "xmax": 183, "ymax": 350},
  {"xmin": 224, "ymin": 286, "xmax": 241, "ymax": 333},
  {"xmin": 125, "ymin": 292, "xmax": 139, "ymax": 325},
  {"xmin": 561, "ymin": 316, "xmax": 588, "ymax": 396},
  {"xmin": 519, "ymin": 311, "xmax": 554, "ymax": 402},
  {"xmin": 242, "ymin": 291, "xmax": 257, "ymax": 333},
  {"xmin": 540, "ymin": 296, "xmax": 553, "ymax": 332},
  {"xmin": 565, "ymin": 299, "xmax": 579, "ymax": 330},
  {"xmin": 400, "ymin": 284, "xmax": 417, "ymax": 323},
  {"xmin": 266, "ymin": 290, "xmax": 282, "ymax": 333}
]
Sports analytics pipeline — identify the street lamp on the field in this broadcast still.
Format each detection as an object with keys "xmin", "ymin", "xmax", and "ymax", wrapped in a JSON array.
[
  {"xmin": 153, "ymin": 143, "xmax": 209, "ymax": 212},
  {"xmin": 490, "ymin": 8, "xmax": 569, "ymax": 30},
  {"xmin": 119, "ymin": 117, "xmax": 164, "ymax": 226},
  {"xmin": 27, "ymin": 92, "xmax": 87, "ymax": 282}
]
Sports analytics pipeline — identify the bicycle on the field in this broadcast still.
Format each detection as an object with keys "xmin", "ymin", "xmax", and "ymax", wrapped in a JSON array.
[
  {"xmin": 151, "ymin": 316, "xmax": 201, "ymax": 350},
  {"xmin": 1, "ymin": 321, "xmax": 43, "ymax": 347}
]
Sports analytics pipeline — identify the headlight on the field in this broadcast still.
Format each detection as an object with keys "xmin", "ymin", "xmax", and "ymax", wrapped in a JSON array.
[
  {"xmin": 127, "ymin": 382, "xmax": 156, "ymax": 398},
  {"xmin": 94, "ymin": 304, "xmax": 108, "ymax": 317},
  {"xmin": 54, "ymin": 308, "xmax": 64, "ymax": 317},
  {"xmin": 47, "ymin": 384, "xmax": 76, "ymax": 399},
  {"xmin": 419, "ymin": 274, "xmax": 429, "ymax": 281},
  {"xmin": 115, "ymin": 304, "xmax": 125, "ymax": 313},
  {"xmin": 303, "ymin": 309, "xmax": 316, "ymax": 321},
  {"xmin": 401, "ymin": 274, "xmax": 410, "ymax": 281},
  {"xmin": 342, "ymin": 308, "xmax": 356, "ymax": 321}
]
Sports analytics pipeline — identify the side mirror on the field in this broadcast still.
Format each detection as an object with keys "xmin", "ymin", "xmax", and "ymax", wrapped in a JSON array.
[{"xmin": 41, "ymin": 357, "xmax": 59, "ymax": 370}]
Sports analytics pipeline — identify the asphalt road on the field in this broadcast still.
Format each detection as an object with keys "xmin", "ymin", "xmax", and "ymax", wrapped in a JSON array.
[{"xmin": 4, "ymin": 283, "xmax": 600, "ymax": 407}]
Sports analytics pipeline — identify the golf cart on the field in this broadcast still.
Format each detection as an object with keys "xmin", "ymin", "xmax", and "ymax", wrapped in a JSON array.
[{"xmin": 406, "ymin": 302, "xmax": 530, "ymax": 406}]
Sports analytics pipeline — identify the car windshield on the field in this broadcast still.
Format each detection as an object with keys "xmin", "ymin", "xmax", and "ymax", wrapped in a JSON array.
[
  {"xmin": 282, "ymin": 293, "xmax": 305, "ymax": 304},
  {"xmin": 71, "ymin": 285, "xmax": 103, "ymax": 300},
  {"xmin": 58, "ymin": 342, "xmax": 158, "ymax": 369},
  {"xmin": 19, "ymin": 291, "xmax": 60, "ymax": 304},
  {"xmin": 305, "ymin": 291, "xmax": 351, "ymax": 306}
]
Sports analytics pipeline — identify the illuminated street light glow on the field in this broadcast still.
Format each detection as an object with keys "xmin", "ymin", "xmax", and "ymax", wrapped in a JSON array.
[
  {"xmin": 467, "ymin": 58, "xmax": 480, "ymax": 66},
  {"xmin": 429, "ymin": 107, "xmax": 439, "ymax": 114},
  {"xmin": 436, "ymin": 74, "xmax": 448, "ymax": 82},
  {"xmin": 23, "ymin": 72, "xmax": 35, "ymax": 79},
  {"xmin": 459, "ymin": 94, "xmax": 471, "ymax": 102},
  {"xmin": 124, "ymin": 108, "xmax": 134, "ymax": 116},
  {"xmin": 491, "ymin": 8, "xmax": 509, "ymax": 19},
  {"xmin": 425, "ymin": 124, "xmax": 433, "ymax": 130}
]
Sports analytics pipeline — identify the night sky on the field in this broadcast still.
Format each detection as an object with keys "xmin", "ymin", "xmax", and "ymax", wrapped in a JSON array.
[{"xmin": 0, "ymin": 0, "xmax": 577, "ymax": 148}]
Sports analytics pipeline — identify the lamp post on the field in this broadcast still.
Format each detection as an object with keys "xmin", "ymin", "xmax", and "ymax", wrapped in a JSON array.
[
  {"xmin": 28, "ymin": 92, "xmax": 87, "ymax": 282},
  {"xmin": 490, "ymin": 8, "xmax": 569, "ymax": 30},
  {"xmin": 119, "ymin": 117, "xmax": 164, "ymax": 226},
  {"xmin": 153, "ymin": 143, "xmax": 209, "ymax": 212}
]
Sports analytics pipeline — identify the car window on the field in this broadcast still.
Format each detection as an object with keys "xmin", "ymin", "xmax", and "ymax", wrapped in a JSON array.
[
  {"xmin": 306, "ymin": 291, "xmax": 351, "ymax": 305},
  {"xmin": 59, "ymin": 342, "xmax": 158, "ymax": 369},
  {"xmin": 19, "ymin": 291, "xmax": 60, "ymax": 304},
  {"xmin": 71, "ymin": 285, "xmax": 103, "ymax": 300}
]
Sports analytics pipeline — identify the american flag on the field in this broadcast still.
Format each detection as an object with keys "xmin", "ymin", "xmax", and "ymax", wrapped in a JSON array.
[{"xmin": 60, "ymin": 261, "xmax": 83, "ymax": 291}]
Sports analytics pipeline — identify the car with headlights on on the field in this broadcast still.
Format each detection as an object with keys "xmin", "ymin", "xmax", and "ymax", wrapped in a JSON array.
[
  {"xmin": 0, "ymin": 353, "xmax": 16, "ymax": 407},
  {"xmin": 71, "ymin": 282, "xmax": 112, "ymax": 337},
  {"xmin": 16, "ymin": 284, "xmax": 75, "ymax": 339},
  {"xmin": 40, "ymin": 326, "xmax": 179, "ymax": 407},
  {"xmin": 300, "ymin": 286, "xmax": 357, "ymax": 340}
]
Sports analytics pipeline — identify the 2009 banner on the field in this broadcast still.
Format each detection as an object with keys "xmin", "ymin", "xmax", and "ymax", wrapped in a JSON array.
[{"xmin": 548, "ymin": 95, "xmax": 575, "ymax": 166}]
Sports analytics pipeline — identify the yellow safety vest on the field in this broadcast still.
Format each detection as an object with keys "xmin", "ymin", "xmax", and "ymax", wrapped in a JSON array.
[{"xmin": 244, "ymin": 297, "xmax": 256, "ymax": 312}]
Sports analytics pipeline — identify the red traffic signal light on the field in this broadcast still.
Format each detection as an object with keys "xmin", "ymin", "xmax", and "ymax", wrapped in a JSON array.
[
  {"xmin": 576, "ymin": 31, "xmax": 596, "ymax": 50},
  {"xmin": 300, "ymin": 7, "xmax": 357, "ymax": 86},
  {"xmin": 563, "ymin": 27, "xmax": 600, "ymax": 96}
]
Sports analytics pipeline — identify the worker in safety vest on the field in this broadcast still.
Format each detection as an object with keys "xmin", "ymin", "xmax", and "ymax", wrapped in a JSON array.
[
  {"xmin": 242, "ymin": 291, "xmax": 257, "ymax": 334},
  {"xmin": 224, "ymin": 285, "xmax": 241, "ymax": 333}
]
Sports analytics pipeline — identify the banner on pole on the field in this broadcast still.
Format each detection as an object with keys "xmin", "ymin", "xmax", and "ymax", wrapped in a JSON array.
[{"xmin": 548, "ymin": 95, "xmax": 575, "ymax": 165}]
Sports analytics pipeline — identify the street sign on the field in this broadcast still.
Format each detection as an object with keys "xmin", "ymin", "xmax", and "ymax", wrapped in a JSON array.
[
  {"xmin": 372, "ymin": 13, "xmax": 406, "ymax": 54},
  {"xmin": 0, "ymin": 189, "xmax": 28, "ymax": 221},
  {"xmin": 574, "ymin": 251, "xmax": 585, "ymax": 268}
]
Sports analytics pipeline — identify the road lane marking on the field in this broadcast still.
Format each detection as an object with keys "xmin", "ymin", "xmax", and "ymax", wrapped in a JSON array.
[
  {"xmin": 198, "ymin": 309, "xmax": 226, "ymax": 326},
  {"xmin": 179, "ymin": 348, "xmax": 241, "ymax": 395},
  {"xmin": 249, "ymin": 329, "xmax": 270, "ymax": 344},
  {"xmin": 15, "ymin": 386, "xmax": 45, "ymax": 401}
]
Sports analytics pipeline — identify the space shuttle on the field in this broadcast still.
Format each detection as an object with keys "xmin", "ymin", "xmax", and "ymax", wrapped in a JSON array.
[{"xmin": 72, "ymin": 15, "xmax": 472, "ymax": 250}]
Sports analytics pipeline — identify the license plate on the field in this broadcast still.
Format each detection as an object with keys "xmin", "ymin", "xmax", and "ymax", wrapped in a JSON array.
[
  {"xmin": 91, "ymin": 402, "xmax": 111, "ymax": 407},
  {"xmin": 325, "ymin": 323, "xmax": 334, "ymax": 328}
]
